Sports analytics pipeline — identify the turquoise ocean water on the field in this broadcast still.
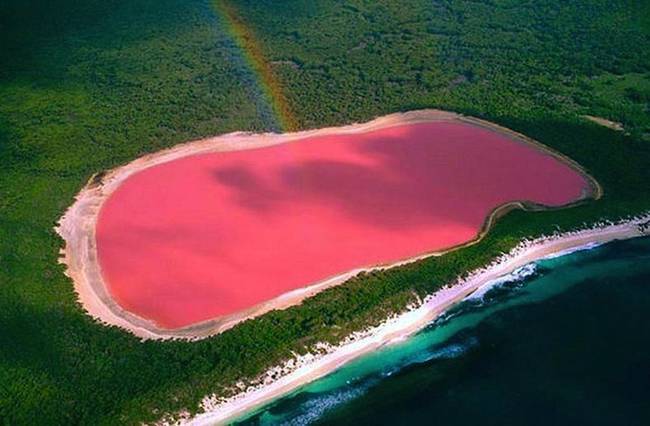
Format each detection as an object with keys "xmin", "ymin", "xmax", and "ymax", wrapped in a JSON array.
[{"xmin": 235, "ymin": 236, "xmax": 650, "ymax": 425}]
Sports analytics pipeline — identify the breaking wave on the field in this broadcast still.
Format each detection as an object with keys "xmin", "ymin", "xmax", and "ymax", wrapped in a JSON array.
[
  {"xmin": 467, "ymin": 263, "xmax": 538, "ymax": 302},
  {"xmin": 270, "ymin": 383, "xmax": 374, "ymax": 425}
]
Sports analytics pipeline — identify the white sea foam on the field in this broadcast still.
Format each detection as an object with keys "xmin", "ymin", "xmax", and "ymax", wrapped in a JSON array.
[
  {"xmin": 279, "ymin": 382, "xmax": 373, "ymax": 426},
  {"xmin": 427, "ymin": 336, "xmax": 479, "ymax": 360},
  {"xmin": 467, "ymin": 263, "xmax": 538, "ymax": 301}
]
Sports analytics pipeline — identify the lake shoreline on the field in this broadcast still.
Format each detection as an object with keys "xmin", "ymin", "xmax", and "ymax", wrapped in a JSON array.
[{"xmin": 55, "ymin": 109, "xmax": 599, "ymax": 340}]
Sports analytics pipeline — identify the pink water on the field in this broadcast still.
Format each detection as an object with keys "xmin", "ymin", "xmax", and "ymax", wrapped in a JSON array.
[{"xmin": 96, "ymin": 122, "xmax": 589, "ymax": 328}]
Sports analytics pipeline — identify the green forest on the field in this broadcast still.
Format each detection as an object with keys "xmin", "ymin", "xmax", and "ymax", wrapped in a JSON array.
[{"xmin": 1, "ymin": 0, "xmax": 649, "ymax": 424}]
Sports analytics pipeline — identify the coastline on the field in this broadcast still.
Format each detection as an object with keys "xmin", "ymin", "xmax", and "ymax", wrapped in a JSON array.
[
  {"xmin": 55, "ymin": 109, "xmax": 600, "ymax": 340},
  {"xmin": 179, "ymin": 214, "xmax": 649, "ymax": 425}
]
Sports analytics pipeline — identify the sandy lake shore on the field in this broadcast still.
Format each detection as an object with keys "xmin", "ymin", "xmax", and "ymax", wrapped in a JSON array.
[{"xmin": 56, "ymin": 109, "xmax": 600, "ymax": 340}]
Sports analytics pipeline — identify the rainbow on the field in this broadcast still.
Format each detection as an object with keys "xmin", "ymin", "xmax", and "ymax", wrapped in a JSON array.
[{"xmin": 214, "ymin": 1, "xmax": 299, "ymax": 132}]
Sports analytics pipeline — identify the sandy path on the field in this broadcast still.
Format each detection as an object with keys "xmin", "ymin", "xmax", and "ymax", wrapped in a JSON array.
[
  {"xmin": 584, "ymin": 115, "xmax": 624, "ymax": 131},
  {"xmin": 185, "ymin": 215, "xmax": 649, "ymax": 425},
  {"xmin": 56, "ymin": 109, "xmax": 601, "ymax": 340}
]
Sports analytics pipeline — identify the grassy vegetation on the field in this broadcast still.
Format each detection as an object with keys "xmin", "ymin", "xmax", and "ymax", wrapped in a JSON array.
[{"xmin": 1, "ymin": 0, "xmax": 649, "ymax": 424}]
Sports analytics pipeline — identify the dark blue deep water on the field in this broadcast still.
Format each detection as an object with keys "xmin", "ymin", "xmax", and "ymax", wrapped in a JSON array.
[{"xmin": 235, "ymin": 237, "xmax": 650, "ymax": 425}]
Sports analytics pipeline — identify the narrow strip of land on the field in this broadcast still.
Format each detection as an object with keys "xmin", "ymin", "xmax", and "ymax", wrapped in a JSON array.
[{"xmin": 190, "ymin": 216, "xmax": 649, "ymax": 425}]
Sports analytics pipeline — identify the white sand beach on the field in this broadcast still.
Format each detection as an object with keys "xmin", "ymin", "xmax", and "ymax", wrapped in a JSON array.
[{"xmin": 179, "ymin": 214, "xmax": 649, "ymax": 425}]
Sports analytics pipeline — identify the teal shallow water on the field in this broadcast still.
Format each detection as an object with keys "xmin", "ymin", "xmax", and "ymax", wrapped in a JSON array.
[{"xmin": 235, "ymin": 237, "xmax": 650, "ymax": 425}]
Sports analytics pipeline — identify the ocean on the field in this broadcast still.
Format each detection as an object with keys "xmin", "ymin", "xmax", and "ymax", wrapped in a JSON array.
[{"xmin": 234, "ymin": 236, "xmax": 650, "ymax": 425}]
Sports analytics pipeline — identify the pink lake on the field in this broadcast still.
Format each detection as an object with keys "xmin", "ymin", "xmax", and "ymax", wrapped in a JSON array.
[{"xmin": 96, "ymin": 121, "xmax": 589, "ymax": 328}]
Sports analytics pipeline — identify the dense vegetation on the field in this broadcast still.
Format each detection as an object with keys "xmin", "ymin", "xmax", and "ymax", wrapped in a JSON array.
[{"xmin": 1, "ymin": 0, "xmax": 649, "ymax": 424}]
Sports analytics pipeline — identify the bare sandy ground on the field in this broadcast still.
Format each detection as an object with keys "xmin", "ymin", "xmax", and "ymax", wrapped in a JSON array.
[
  {"xmin": 180, "ymin": 215, "xmax": 650, "ymax": 425},
  {"xmin": 56, "ymin": 109, "xmax": 601, "ymax": 340},
  {"xmin": 584, "ymin": 115, "xmax": 624, "ymax": 131}
]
